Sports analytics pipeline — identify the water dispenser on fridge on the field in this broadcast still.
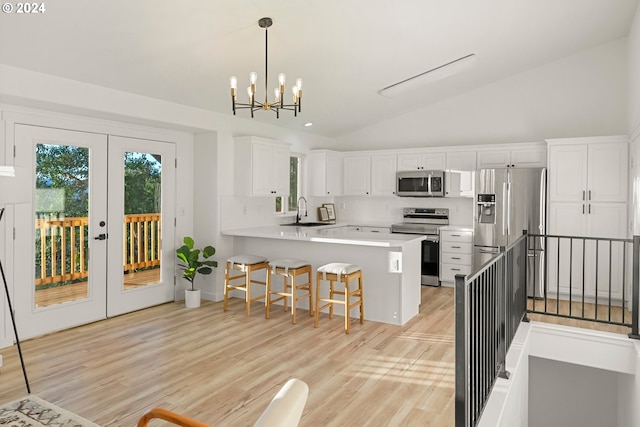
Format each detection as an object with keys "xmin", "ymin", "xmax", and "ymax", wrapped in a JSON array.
[{"xmin": 476, "ymin": 194, "xmax": 496, "ymax": 224}]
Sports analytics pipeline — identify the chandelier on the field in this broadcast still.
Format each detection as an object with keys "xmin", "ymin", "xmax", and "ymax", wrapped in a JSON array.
[{"xmin": 230, "ymin": 17, "xmax": 302, "ymax": 118}]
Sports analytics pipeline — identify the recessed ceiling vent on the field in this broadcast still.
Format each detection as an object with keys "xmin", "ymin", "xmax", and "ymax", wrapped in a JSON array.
[{"xmin": 378, "ymin": 53, "xmax": 477, "ymax": 98}]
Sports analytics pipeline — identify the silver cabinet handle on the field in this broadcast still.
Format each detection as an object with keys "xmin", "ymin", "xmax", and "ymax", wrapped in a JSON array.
[
  {"xmin": 582, "ymin": 190, "xmax": 585, "ymax": 200},
  {"xmin": 451, "ymin": 246, "xmax": 461, "ymax": 249},
  {"xmin": 451, "ymin": 257, "xmax": 461, "ymax": 260},
  {"xmin": 589, "ymin": 190, "xmax": 591, "ymax": 200},
  {"xmin": 451, "ymin": 268, "xmax": 461, "ymax": 271}
]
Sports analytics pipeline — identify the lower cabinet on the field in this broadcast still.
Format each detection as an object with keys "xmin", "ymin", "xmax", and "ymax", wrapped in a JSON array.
[{"xmin": 439, "ymin": 228, "xmax": 473, "ymax": 286}]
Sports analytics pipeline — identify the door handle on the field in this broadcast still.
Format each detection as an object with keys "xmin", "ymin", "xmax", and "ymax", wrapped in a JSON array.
[{"xmin": 94, "ymin": 233, "xmax": 108, "ymax": 240}]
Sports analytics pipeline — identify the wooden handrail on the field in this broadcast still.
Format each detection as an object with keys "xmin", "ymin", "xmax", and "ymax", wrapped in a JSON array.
[
  {"xmin": 35, "ymin": 213, "xmax": 161, "ymax": 287},
  {"xmin": 137, "ymin": 407, "xmax": 211, "ymax": 427}
]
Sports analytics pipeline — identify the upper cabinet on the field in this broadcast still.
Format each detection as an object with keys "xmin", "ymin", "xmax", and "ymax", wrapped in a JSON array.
[
  {"xmin": 343, "ymin": 155, "xmax": 371, "ymax": 196},
  {"xmin": 308, "ymin": 150, "xmax": 343, "ymax": 197},
  {"xmin": 548, "ymin": 137, "xmax": 628, "ymax": 204},
  {"xmin": 370, "ymin": 154, "xmax": 397, "ymax": 196},
  {"xmin": 234, "ymin": 136, "xmax": 290, "ymax": 197},
  {"xmin": 476, "ymin": 144, "xmax": 546, "ymax": 169},
  {"xmin": 446, "ymin": 151, "xmax": 476, "ymax": 197},
  {"xmin": 397, "ymin": 152, "xmax": 446, "ymax": 171},
  {"xmin": 342, "ymin": 153, "xmax": 398, "ymax": 196}
]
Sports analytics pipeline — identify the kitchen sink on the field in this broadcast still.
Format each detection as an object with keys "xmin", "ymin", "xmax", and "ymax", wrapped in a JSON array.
[{"xmin": 280, "ymin": 222, "xmax": 328, "ymax": 227}]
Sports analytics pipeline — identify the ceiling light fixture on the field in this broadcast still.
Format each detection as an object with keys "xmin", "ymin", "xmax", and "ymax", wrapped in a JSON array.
[
  {"xmin": 378, "ymin": 53, "xmax": 477, "ymax": 98},
  {"xmin": 230, "ymin": 17, "xmax": 303, "ymax": 118}
]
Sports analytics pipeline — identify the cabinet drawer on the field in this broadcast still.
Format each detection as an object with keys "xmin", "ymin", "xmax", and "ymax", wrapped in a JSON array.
[
  {"xmin": 441, "ymin": 253, "xmax": 472, "ymax": 266},
  {"xmin": 440, "ymin": 264, "xmax": 473, "ymax": 282},
  {"xmin": 441, "ymin": 230, "xmax": 473, "ymax": 243},
  {"xmin": 441, "ymin": 242, "xmax": 473, "ymax": 254}
]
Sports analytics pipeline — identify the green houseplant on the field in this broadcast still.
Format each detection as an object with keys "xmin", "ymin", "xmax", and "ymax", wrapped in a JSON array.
[{"xmin": 176, "ymin": 237, "xmax": 218, "ymax": 308}]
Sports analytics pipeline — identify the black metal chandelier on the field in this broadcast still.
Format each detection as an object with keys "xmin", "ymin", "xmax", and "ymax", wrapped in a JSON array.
[{"xmin": 230, "ymin": 17, "xmax": 302, "ymax": 118}]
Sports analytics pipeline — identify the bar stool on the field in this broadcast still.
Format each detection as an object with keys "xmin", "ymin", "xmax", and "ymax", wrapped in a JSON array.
[
  {"xmin": 265, "ymin": 259, "xmax": 313, "ymax": 324},
  {"xmin": 224, "ymin": 254, "xmax": 269, "ymax": 316},
  {"xmin": 315, "ymin": 263, "xmax": 364, "ymax": 334}
]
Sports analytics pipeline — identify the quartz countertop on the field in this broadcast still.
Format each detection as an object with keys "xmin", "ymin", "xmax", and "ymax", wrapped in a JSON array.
[
  {"xmin": 440, "ymin": 225, "xmax": 474, "ymax": 232},
  {"xmin": 222, "ymin": 225, "xmax": 424, "ymax": 248}
]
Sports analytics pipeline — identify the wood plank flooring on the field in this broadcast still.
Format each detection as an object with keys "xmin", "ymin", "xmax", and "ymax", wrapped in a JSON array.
[{"xmin": 0, "ymin": 286, "xmax": 456, "ymax": 426}]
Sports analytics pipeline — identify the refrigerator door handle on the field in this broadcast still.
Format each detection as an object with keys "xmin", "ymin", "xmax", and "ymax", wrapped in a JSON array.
[{"xmin": 506, "ymin": 181, "xmax": 511, "ymax": 236}]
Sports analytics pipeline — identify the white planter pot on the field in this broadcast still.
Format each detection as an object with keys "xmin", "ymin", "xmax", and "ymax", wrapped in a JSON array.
[{"xmin": 185, "ymin": 289, "xmax": 201, "ymax": 308}]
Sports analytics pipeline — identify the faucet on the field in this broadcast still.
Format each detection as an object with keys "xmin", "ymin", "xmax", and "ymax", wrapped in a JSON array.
[{"xmin": 296, "ymin": 197, "xmax": 308, "ymax": 223}]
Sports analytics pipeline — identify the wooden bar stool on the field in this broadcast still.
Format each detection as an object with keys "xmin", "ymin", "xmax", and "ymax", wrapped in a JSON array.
[
  {"xmin": 224, "ymin": 254, "xmax": 269, "ymax": 316},
  {"xmin": 266, "ymin": 259, "xmax": 313, "ymax": 324},
  {"xmin": 315, "ymin": 263, "xmax": 364, "ymax": 334}
]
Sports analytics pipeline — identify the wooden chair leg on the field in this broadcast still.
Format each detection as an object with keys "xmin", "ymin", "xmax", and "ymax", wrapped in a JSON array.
[
  {"xmin": 223, "ymin": 262, "xmax": 230, "ymax": 311},
  {"xmin": 314, "ymin": 273, "xmax": 321, "ymax": 328},
  {"xmin": 344, "ymin": 278, "xmax": 351, "ymax": 334},
  {"xmin": 329, "ymin": 280, "xmax": 335, "ymax": 319},
  {"xmin": 265, "ymin": 268, "xmax": 272, "ymax": 319},
  {"xmin": 308, "ymin": 270, "xmax": 314, "ymax": 317},
  {"xmin": 291, "ymin": 274, "xmax": 297, "ymax": 324}
]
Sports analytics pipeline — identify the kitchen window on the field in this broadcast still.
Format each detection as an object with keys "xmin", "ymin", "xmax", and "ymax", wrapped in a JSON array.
[{"xmin": 276, "ymin": 155, "xmax": 302, "ymax": 214}]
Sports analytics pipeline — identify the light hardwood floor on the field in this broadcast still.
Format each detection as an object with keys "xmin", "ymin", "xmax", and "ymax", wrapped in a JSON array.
[{"xmin": 0, "ymin": 286, "xmax": 456, "ymax": 426}]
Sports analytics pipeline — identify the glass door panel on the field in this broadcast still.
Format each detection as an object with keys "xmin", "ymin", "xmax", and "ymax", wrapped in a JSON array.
[
  {"xmin": 34, "ymin": 144, "xmax": 90, "ymax": 307},
  {"xmin": 122, "ymin": 152, "xmax": 163, "ymax": 290}
]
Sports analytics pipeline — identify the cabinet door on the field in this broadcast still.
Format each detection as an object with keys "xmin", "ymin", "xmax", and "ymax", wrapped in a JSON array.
[
  {"xmin": 251, "ymin": 143, "xmax": 276, "ymax": 196},
  {"xmin": 325, "ymin": 154, "xmax": 343, "ymax": 196},
  {"xmin": 584, "ymin": 203, "xmax": 627, "ymax": 298},
  {"xmin": 587, "ymin": 142, "xmax": 628, "ymax": 203},
  {"xmin": 547, "ymin": 202, "xmax": 587, "ymax": 296},
  {"xmin": 511, "ymin": 147, "xmax": 546, "ymax": 168},
  {"xmin": 421, "ymin": 152, "xmax": 446, "ymax": 170},
  {"xmin": 476, "ymin": 150, "xmax": 511, "ymax": 169},
  {"xmin": 397, "ymin": 153, "xmax": 421, "ymax": 171},
  {"xmin": 272, "ymin": 145, "xmax": 290, "ymax": 196},
  {"xmin": 548, "ymin": 144, "xmax": 588, "ymax": 202},
  {"xmin": 371, "ymin": 154, "xmax": 397, "ymax": 196},
  {"xmin": 446, "ymin": 151, "xmax": 476, "ymax": 196},
  {"xmin": 343, "ymin": 156, "xmax": 371, "ymax": 195}
]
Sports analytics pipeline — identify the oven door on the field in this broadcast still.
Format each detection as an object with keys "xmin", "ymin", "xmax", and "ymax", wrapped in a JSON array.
[{"xmin": 422, "ymin": 237, "xmax": 440, "ymax": 286}]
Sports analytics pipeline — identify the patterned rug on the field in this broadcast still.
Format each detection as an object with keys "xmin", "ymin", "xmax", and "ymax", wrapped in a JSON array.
[{"xmin": 0, "ymin": 395, "xmax": 100, "ymax": 427}]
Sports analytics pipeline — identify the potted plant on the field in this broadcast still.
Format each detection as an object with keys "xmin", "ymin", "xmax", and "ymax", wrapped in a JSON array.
[{"xmin": 176, "ymin": 236, "xmax": 218, "ymax": 308}]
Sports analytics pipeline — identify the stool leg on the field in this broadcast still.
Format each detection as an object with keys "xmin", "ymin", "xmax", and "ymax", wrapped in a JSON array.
[
  {"xmin": 265, "ymin": 268, "xmax": 272, "ymax": 319},
  {"xmin": 308, "ymin": 270, "xmax": 314, "ymax": 317},
  {"xmin": 358, "ymin": 273, "xmax": 364, "ymax": 324},
  {"xmin": 329, "ymin": 280, "xmax": 335, "ymax": 319},
  {"xmin": 224, "ymin": 262, "xmax": 231, "ymax": 312},
  {"xmin": 314, "ymin": 273, "xmax": 321, "ymax": 328},
  {"xmin": 291, "ymin": 274, "xmax": 297, "ymax": 324},
  {"xmin": 283, "ymin": 275, "xmax": 289, "ymax": 313},
  {"xmin": 344, "ymin": 278, "xmax": 351, "ymax": 334},
  {"xmin": 245, "ymin": 267, "xmax": 251, "ymax": 317}
]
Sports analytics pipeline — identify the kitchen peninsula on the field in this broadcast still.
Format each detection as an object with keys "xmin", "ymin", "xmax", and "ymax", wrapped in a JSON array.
[{"xmin": 222, "ymin": 225, "xmax": 425, "ymax": 325}]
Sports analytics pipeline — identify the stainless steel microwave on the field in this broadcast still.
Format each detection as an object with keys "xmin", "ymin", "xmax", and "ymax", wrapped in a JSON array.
[{"xmin": 397, "ymin": 170, "xmax": 445, "ymax": 197}]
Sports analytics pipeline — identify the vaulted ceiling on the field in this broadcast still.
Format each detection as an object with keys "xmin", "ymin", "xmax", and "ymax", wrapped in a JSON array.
[{"xmin": 0, "ymin": 0, "xmax": 638, "ymax": 138}]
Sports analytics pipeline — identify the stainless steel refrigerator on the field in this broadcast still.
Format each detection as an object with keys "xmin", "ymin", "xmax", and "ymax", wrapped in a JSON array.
[{"xmin": 473, "ymin": 168, "xmax": 546, "ymax": 297}]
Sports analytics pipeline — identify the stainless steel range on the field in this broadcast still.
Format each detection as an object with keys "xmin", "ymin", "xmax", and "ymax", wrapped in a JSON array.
[{"xmin": 391, "ymin": 208, "xmax": 449, "ymax": 286}]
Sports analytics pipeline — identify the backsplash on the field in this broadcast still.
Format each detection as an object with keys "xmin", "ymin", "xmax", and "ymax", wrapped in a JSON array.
[
  {"xmin": 335, "ymin": 196, "xmax": 474, "ymax": 226},
  {"xmin": 220, "ymin": 194, "xmax": 474, "ymax": 231}
]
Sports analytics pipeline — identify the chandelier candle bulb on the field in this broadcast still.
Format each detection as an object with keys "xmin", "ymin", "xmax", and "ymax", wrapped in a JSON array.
[
  {"xmin": 274, "ymin": 88, "xmax": 280, "ymax": 101},
  {"xmin": 249, "ymin": 72, "xmax": 257, "ymax": 85}
]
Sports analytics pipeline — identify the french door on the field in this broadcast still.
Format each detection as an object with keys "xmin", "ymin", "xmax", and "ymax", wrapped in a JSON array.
[{"xmin": 13, "ymin": 125, "xmax": 175, "ymax": 339}]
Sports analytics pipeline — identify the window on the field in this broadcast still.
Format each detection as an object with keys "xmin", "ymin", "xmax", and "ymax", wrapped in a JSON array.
[{"xmin": 276, "ymin": 155, "xmax": 302, "ymax": 214}]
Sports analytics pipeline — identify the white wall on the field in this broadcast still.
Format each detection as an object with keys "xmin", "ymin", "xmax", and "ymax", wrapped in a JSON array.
[
  {"xmin": 337, "ymin": 38, "xmax": 628, "ymax": 151},
  {"xmin": 529, "ymin": 357, "xmax": 618, "ymax": 427},
  {"xmin": 628, "ymin": 4, "xmax": 640, "ymax": 235}
]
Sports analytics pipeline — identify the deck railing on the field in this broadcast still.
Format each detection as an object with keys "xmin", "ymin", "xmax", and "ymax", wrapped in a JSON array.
[{"xmin": 35, "ymin": 213, "xmax": 161, "ymax": 286}]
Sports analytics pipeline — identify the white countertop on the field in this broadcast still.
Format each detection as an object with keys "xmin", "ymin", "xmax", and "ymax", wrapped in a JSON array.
[{"xmin": 222, "ymin": 225, "xmax": 425, "ymax": 248}]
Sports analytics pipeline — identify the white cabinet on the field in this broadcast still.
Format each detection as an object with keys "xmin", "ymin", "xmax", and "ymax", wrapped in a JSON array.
[
  {"xmin": 446, "ymin": 151, "xmax": 476, "ymax": 197},
  {"xmin": 308, "ymin": 150, "xmax": 343, "ymax": 196},
  {"xmin": 234, "ymin": 136, "xmax": 290, "ymax": 196},
  {"xmin": 343, "ymin": 155, "xmax": 371, "ymax": 195},
  {"xmin": 397, "ymin": 152, "xmax": 446, "ymax": 171},
  {"xmin": 546, "ymin": 136, "xmax": 629, "ymax": 301},
  {"xmin": 477, "ymin": 145, "xmax": 546, "ymax": 169},
  {"xmin": 439, "ymin": 228, "xmax": 473, "ymax": 286},
  {"xmin": 343, "ymin": 153, "xmax": 397, "ymax": 196},
  {"xmin": 371, "ymin": 154, "xmax": 397, "ymax": 196},
  {"xmin": 548, "ymin": 140, "xmax": 628, "ymax": 203}
]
